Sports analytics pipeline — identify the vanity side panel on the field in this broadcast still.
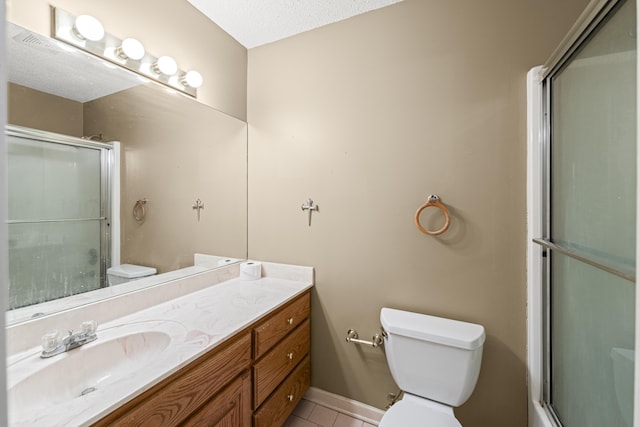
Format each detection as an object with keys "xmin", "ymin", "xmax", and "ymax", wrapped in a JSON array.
[{"xmin": 93, "ymin": 332, "xmax": 251, "ymax": 427}]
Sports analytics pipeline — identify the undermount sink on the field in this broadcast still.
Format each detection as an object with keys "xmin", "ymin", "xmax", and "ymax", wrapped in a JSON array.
[{"xmin": 7, "ymin": 320, "xmax": 186, "ymax": 425}]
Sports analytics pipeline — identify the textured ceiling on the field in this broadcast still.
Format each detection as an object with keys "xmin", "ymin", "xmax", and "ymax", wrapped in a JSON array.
[
  {"xmin": 186, "ymin": 0, "xmax": 404, "ymax": 49},
  {"xmin": 7, "ymin": 23, "xmax": 141, "ymax": 102}
]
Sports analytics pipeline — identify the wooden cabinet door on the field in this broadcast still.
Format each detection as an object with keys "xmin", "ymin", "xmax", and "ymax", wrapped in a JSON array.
[
  {"xmin": 94, "ymin": 333, "xmax": 251, "ymax": 427},
  {"xmin": 182, "ymin": 372, "xmax": 251, "ymax": 427}
]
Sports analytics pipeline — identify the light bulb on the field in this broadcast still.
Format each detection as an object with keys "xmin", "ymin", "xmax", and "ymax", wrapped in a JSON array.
[
  {"xmin": 181, "ymin": 70, "xmax": 203, "ymax": 88},
  {"xmin": 152, "ymin": 56, "xmax": 178, "ymax": 76},
  {"xmin": 72, "ymin": 15, "xmax": 104, "ymax": 42},
  {"xmin": 116, "ymin": 38, "xmax": 145, "ymax": 60}
]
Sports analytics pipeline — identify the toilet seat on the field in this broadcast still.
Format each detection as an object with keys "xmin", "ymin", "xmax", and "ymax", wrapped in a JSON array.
[{"xmin": 379, "ymin": 394, "xmax": 462, "ymax": 427}]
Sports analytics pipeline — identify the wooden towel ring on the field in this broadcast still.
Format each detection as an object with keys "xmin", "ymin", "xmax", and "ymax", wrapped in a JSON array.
[
  {"xmin": 133, "ymin": 199, "xmax": 147, "ymax": 221},
  {"xmin": 414, "ymin": 195, "xmax": 450, "ymax": 236}
]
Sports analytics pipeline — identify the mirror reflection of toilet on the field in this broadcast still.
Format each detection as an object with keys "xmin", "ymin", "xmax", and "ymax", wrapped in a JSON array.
[
  {"xmin": 379, "ymin": 308, "xmax": 486, "ymax": 426},
  {"xmin": 610, "ymin": 347, "xmax": 634, "ymax": 427},
  {"xmin": 106, "ymin": 264, "xmax": 156, "ymax": 285}
]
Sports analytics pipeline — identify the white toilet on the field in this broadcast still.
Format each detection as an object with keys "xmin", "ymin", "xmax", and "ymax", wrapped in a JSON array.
[
  {"xmin": 106, "ymin": 264, "xmax": 157, "ymax": 285},
  {"xmin": 379, "ymin": 308, "xmax": 486, "ymax": 427},
  {"xmin": 610, "ymin": 347, "xmax": 634, "ymax": 427}
]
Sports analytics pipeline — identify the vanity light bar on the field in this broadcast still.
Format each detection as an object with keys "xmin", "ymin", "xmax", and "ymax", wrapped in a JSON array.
[{"xmin": 52, "ymin": 7, "xmax": 202, "ymax": 97}]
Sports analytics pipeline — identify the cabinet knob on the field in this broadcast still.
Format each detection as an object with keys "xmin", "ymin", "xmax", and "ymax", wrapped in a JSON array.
[
  {"xmin": 287, "ymin": 394, "xmax": 295, "ymax": 402},
  {"xmin": 287, "ymin": 317, "xmax": 294, "ymax": 325},
  {"xmin": 287, "ymin": 352, "xmax": 294, "ymax": 360}
]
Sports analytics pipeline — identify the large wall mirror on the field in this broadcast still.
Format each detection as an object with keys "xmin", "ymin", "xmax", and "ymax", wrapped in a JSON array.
[{"xmin": 5, "ymin": 22, "xmax": 248, "ymax": 325}]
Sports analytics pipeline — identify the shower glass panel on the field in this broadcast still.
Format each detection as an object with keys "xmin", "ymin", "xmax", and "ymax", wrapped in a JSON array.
[
  {"xmin": 550, "ymin": 253, "xmax": 635, "ymax": 426},
  {"xmin": 544, "ymin": 0, "xmax": 636, "ymax": 425},
  {"xmin": 7, "ymin": 130, "xmax": 111, "ymax": 309}
]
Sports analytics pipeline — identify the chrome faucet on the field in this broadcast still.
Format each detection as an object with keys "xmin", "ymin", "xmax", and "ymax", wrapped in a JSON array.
[{"xmin": 40, "ymin": 320, "xmax": 98, "ymax": 358}]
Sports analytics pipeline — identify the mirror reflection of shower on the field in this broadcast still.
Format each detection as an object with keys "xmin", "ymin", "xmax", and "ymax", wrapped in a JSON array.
[{"xmin": 6, "ymin": 125, "xmax": 118, "ymax": 309}]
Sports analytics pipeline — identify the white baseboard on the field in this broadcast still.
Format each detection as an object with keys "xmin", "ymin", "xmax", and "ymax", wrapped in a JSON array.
[{"xmin": 304, "ymin": 387, "xmax": 385, "ymax": 425}]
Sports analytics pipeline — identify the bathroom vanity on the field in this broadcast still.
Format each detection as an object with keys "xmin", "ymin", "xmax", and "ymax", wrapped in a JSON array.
[
  {"xmin": 6, "ymin": 262, "xmax": 313, "ymax": 427},
  {"xmin": 94, "ymin": 292, "xmax": 311, "ymax": 427}
]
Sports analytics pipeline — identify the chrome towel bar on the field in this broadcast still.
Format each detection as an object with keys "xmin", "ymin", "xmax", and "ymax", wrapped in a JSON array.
[
  {"xmin": 8, "ymin": 217, "xmax": 106, "ymax": 224},
  {"xmin": 532, "ymin": 238, "xmax": 635, "ymax": 283}
]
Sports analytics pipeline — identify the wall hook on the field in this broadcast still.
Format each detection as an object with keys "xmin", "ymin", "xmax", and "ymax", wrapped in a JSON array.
[
  {"xmin": 301, "ymin": 198, "xmax": 319, "ymax": 226},
  {"xmin": 192, "ymin": 198, "xmax": 204, "ymax": 222}
]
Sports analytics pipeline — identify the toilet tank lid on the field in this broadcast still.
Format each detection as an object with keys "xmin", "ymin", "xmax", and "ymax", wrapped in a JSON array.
[
  {"xmin": 107, "ymin": 264, "xmax": 157, "ymax": 278},
  {"xmin": 380, "ymin": 308, "xmax": 485, "ymax": 350}
]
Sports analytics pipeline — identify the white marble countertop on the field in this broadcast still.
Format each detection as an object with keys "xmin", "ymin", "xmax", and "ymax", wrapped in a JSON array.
[{"xmin": 6, "ymin": 262, "xmax": 313, "ymax": 426}]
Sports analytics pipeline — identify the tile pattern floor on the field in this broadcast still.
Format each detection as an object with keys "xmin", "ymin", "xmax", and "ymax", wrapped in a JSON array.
[{"xmin": 284, "ymin": 398, "xmax": 378, "ymax": 427}]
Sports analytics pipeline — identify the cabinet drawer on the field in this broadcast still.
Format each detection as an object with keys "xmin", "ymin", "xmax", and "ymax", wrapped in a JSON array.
[
  {"xmin": 253, "ymin": 292, "xmax": 310, "ymax": 359},
  {"xmin": 253, "ymin": 356, "xmax": 310, "ymax": 427},
  {"xmin": 253, "ymin": 319, "xmax": 310, "ymax": 408},
  {"xmin": 95, "ymin": 333, "xmax": 251, "ymax": 427},
  {"xmin": 182, "ymin": 371, "xmax": 251, "ymax": 427}
]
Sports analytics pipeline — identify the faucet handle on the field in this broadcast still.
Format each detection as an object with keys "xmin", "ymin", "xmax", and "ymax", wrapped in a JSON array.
[
  {"xmin": 81, "ymin": 320, "xmax": 97, "ymax": 335},
  {"xmin": 41, "ymin": 330, "xmax": 60, "ymax": 352}
]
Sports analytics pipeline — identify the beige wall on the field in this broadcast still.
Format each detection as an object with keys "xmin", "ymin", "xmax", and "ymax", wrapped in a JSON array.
[
  {"xmin": 6, "ymin": 0, "xmax": 247, "ymax": 120},
  {"xmin": 247, "ymin": 1, "xmax": 589, "ymax": 426},
  {"xmin": 7, "ymin": 83, "xmax": 83, "ymax": 136},
  {"xmin": 84, "ymin": 85, "xmax": 247, "ymax": 273}
]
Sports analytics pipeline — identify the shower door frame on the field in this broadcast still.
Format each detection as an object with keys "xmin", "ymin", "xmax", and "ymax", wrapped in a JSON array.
[
  {"xmin": 527, "ymin": 0, "xmax": 640, "ymax": 426},
  {"xmin": 6, "ymin": 125, "xmax": 115, "ymax": 302}
]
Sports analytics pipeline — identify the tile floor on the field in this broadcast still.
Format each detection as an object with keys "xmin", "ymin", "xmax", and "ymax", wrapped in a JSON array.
[{"xmin": 284, "ymin": 398, "xmax": 378, "ymax": 427}]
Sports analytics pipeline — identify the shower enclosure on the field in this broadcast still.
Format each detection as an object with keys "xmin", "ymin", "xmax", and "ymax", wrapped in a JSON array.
[
  {"xmin": 528, "ymin": 0, "xmax": 637, "ymax": 426},
  {"xmin": 6, "ymin": 125, "xmax": 114, "ymax": 310}
]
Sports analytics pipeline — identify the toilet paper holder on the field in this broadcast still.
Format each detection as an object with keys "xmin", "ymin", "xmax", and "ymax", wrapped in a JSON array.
[{"xmin": 346, "ymin": 328, "xmax": 384, "ymax": 348}]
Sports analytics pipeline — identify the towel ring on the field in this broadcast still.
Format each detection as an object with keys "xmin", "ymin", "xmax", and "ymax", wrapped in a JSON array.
[
  {"xmin": 415, "ymin": 195, "xmax": 450, "ymax": 236},
  {"xmin": 133, "ymin": 199, "xmax": 147, "ymax": 221}
]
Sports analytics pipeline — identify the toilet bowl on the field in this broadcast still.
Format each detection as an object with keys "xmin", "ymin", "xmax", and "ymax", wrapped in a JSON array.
[
  {"xmin": 379, "ymin": 308, "xmax": 485, "ymax": 427},
  {"xmin": 610, "ymin": 347, "xmax": 634, "ymax": 426},
  {"xmin": 106, "ymin": 264, "xmax": 156, "ymax": 285},
  {"xmin": 381, "ymin": 394, "xmax": 462, "ymax": 427}
]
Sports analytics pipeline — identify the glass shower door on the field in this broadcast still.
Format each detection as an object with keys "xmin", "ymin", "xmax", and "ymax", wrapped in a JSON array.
[
  {"xmin": 7, "ymin": 128, "xmax": 111, "ymax": 309},
  {"xmin": 540, "ymin": 0, "xmax": 636, "ymax": 425}
]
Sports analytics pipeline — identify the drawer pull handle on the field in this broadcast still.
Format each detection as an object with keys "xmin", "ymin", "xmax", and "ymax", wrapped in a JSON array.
[
  {"xmin": 287, "ymin": 394, "xmax": 295, "ymax": 402},
  {"xmin": 287, "ymin": 352, "xmax": 294, "ymax": 360},
  {"xmin": 287, "ymin": 317, "xmax": 294, "ymax": 325}
]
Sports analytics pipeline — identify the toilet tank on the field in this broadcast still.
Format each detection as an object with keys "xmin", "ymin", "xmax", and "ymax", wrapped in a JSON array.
[
  {"xmin": 106, "ymin": 264, "xmax": 157, "ymax": 286},
  {"xmin": 380, "ymin": 308, "xmax": 485, "ymax": 407}
]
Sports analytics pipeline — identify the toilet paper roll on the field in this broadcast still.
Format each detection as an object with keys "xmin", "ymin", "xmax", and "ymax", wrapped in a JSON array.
[{"xmin": 240, "ymin": 261, "xmax": 262, "ymax": 281}]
